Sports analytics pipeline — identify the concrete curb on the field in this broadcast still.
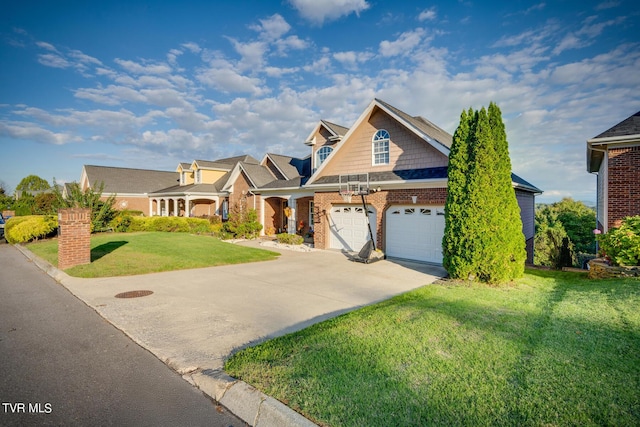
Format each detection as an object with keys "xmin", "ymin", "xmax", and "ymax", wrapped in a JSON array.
[{"xmin": 14, "ymin": 244, "xmax": 320, "ymax": 427}]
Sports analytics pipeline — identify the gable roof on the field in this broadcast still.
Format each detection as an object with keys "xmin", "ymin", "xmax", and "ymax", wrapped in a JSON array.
[
  {"xmin": 592, "ymin": 111, "xmax": 640, "ymax": 139},
  {"xmin": 587, "ymin": 110, "xmax": 640, "ymax": 172},
  {"xmin": 307, "ymin": 99, "xmax": 453, "ymax": 185},
  {"xmin": 193, "ymin": 155, "xmax": 259, "ymax": 171},
  {"xmin": 322, "ymin": 120, "xmax": 349, "ymax": 139},
  {"xmin": 375, "ymin": 99, "xmax": 452, "ymax": 150},
  {"xmin": 304, "ymin": 120, "xmax": 349, "ymax": 145},
  {"xmin": 82, "ymin": 165, "xmax": 178, "ymax": 194},
  {"xmin": 264, "ymin": 153, "xmax": 311, "ymax": 180}
]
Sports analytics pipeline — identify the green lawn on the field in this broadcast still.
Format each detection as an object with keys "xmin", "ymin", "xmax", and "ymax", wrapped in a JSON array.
[
  {"xmin": 225, "ymin": 270, "xmax": 640, "ymax": 427},
  {"xmin": 27, "ymin": 232, "xmax": 279, "ymax": 277}
]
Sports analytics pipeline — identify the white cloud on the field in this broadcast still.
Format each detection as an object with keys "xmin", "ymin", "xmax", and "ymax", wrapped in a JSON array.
[
  {"xmin": 379, "ymin": 28, "xmax": 425, "ymax": 57},
  {"xmin": 114, "ymin": 59, "xmax": 172, "ymax": 75},
  {"xmin": 418, "ymin": 7, "xmax": 437, "ymax": 21},
  {"xmin": 251, "ymin": 14, "xmax": 291, "ymax": 40},
  {"xmin": 38, "ymin": 53, "xmax": 71, "ymax": 68},
  {"xmin": 35, "ymin": 41, "xmax": 58, "ymax": 51},
  {"xmin": 595, "ymin": 1, "xmax": 620, "ymax": 10},
  {"xmin": 289, "ymin": 0, "xmax": 370, "ymax": 26},
  {"xmin": 0, "ymin": 121, "xmax": 78, "ymax": 145},
  {"xmin": 196, "ymin": 67, "xmax": 266, "ymax": 95},
  {"xmin": 182, "ymin": 42, "xmax": 202, "ymax": 54},
  {"xmin": 333, "ymin": 51, "xmax": 373, "ymax": 69}
]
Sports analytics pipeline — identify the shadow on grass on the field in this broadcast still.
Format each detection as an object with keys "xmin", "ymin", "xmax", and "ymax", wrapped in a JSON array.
[{"xmin": 91, "ymin": 240, "xmax": 128, "ymax": 262}]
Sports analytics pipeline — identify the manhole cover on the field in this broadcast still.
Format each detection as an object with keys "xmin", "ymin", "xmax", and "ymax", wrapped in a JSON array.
[{"xmin": 115, "ymin": 290, "xmax": 154, "ymax": 299}]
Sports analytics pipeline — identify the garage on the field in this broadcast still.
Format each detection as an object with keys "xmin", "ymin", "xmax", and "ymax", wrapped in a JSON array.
[
  {"xmin": 385, "ymin": 205, "xmax": 445, "ymax": 263},
  {"xmin": 328, "ymin": 205, "xmax": 377, "ymax": 252}
]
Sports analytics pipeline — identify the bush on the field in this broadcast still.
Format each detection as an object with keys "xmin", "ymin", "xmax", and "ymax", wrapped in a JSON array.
[
  {"xmin": 110, "ymin": 210, "xmax": 144, "ymax": 232},
  {"xmin": 597, "ymin": 216, "xmax": 640, "ymax": 266},
  {"xmin": 5, "ymin": 215, "xmax": 58, "ymax": 244},
  {"xmin": 127, "ymin": 216, "xmax": 213, "ymax": 234},
  {"xmin": 222, "ymin": 205, "xmax": 262, "ymax": 239},
  {"xmin": 276, "ymin": 233, "xmax": 304, "ymax": 245}
]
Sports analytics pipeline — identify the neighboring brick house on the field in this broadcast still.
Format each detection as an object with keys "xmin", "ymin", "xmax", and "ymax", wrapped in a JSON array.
[
  {"xmin": 79, "ymin": 98, "xmax": 541, "ymax": 265},
  {"xmin": 587, "ymin": 110, "xmax": 640, "ymax": 232}
]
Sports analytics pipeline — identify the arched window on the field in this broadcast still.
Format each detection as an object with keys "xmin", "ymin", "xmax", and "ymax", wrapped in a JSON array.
[
  {"xmin": 316, "ymin": 146, "xmax": 333, "ymax": 167},
  {"xmin": 372, "ymin": 129, "xmax": 390, "ymax": 165}
]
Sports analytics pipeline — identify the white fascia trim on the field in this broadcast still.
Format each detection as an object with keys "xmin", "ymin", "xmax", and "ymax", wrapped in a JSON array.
[
  {"xmin": 375, "ymin": 102, "xmax": 451, "ymax": 158},
  {"xmin": 307, "ymin": 100, "xmax": 378, "ymax": 184},
  {"xmin": 263, "ymin": 153, "xmax": 291, "ymax": 180},
  {"xmin": 304, "ymin": 122, "xmax": 323, "ymax": 145},
  {"xmin": 587, "ymin": 135, "xmax": 640, "ymax": 145},
  {"xmin": 305, "ymin": 178, "xmax": 448, "ymax": 191}
]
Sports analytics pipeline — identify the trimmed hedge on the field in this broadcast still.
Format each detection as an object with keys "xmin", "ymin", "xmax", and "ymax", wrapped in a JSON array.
[
  {"xmin": 276, "ymin": 233, "xmax": 304, "ymax": 245},
  {"xmin": 127, "ymin": 216, "xmax": 214, "ymax": 234},
  {"xmin": 5, "ymin": 215, "xmax": 58, "ymax": 244}
]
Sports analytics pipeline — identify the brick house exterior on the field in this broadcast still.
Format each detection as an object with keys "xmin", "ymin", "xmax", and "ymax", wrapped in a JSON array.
[
  {"xmin": 587, "ymin": 111, "xmax": 640, "ymax": 231},
  {"xmin": 77, "ymin": 99, "xmax": 540, "ymax": 265}
]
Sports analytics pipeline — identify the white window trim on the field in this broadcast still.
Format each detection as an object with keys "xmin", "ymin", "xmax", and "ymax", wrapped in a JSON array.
[
  {"xmin": 316, "ymin": 146, "xmax": 333, "ymax": 169},
  {"xmin": 372, "ymin": 129, "xmax": 390, "ymax": 165}
]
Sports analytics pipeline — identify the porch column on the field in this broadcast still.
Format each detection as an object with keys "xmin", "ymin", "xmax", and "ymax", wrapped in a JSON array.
[
  {"xmin": 288, "ymin": 197, "xmax": 296, "ymax": 235},
  {"xmin": 185, "ymin": 196, "xmax": 190, "ymax": 217},
  {"xmin": 173, "ymin": 198, "xmax": 179, "ymax": 217},
  {"xmin": 259, "ymin": 196, "xmax": 265, "ymax": 236},
  {"xmin": 149, "ymin": 199, "xmax": 153, "ymax": 216}
]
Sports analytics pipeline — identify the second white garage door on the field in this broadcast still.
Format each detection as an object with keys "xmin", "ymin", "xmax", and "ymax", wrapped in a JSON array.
[
  {"xmin": 329, "ymin": 205, "xmax": 377, "ymax": 252},
  {"xmin": 385, "ymin": 206, "xmax": 445, "ymax": 263}
]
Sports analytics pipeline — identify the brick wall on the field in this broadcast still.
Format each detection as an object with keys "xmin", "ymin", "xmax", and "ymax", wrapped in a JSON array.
[
  {"xmin": 313, "ymin": 188, "xmax": 447, "ymax": 250},
  {"xmin": 58, "ymin": 208, "xmax": 91, "ymax": 270},
  {"xmin": 608, "ymin": 146, "xmax": 640, "ymax": 229},
  {"xmin": 228, "ymin": 171, "xmax": 261, "ymax": 222}
]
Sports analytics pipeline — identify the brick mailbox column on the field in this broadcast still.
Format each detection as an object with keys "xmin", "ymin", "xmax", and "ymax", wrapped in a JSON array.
[{"xmin": 58, "ymin": 208, "xmax": 91, "ymax": 270}]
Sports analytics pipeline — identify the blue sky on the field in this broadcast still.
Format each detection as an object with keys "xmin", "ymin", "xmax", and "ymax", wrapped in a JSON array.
[{"xmin": 1, "ymin": 0, "xmax": 639, "ymax": 203}]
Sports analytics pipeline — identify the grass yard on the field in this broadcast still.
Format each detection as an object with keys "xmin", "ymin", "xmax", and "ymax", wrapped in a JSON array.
[
  {"xmin": 27, "ymin": 232, "xmax": 279, "ymax": 277},
  {"xmin": 225, "ymin": 269, "xmax": 640, "ymax": 427}
]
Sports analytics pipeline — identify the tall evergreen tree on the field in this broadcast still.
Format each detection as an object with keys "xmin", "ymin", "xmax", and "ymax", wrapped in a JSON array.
[
  {"xmin": 443, "ymin": 108, "xmax": 472, "ymax": 278},
  {"xmin": 442, "ymin": 103, "xmax": 526, "ymax": 284}
]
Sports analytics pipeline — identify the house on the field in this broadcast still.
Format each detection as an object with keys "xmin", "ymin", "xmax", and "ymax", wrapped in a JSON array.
[
  {"xmin": 587, "ymin": 111, "xmax": 640, "ymax": 232},
  {"xmin": 299, "ymin": 99, "xmax": 540, "ymax": 264},
  {"xmin": 80, "ymin": 98, "xmax": 541, "ymax": 265}
]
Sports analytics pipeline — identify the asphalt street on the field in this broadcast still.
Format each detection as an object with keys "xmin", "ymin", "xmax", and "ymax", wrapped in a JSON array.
[{"xmin": 0, "ymin": 243, "xmax": 245, "ymax": 427}]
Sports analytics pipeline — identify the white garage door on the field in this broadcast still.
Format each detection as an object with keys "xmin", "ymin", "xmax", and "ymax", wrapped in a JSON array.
[
  {"xmin": 329, "ymin": 205, "xmax": 377, "ymax": 252},
  {"xmin": 386, "ymin": 206, "xmax": 445, "ymax": 263}
]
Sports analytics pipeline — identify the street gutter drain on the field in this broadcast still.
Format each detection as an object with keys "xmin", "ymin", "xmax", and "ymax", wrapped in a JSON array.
[{"xmin": 115, "ymin": 290, "xmax": 153, "ymax": 299}]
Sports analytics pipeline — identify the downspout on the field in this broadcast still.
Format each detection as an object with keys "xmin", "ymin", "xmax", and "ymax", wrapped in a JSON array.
[{"xmin": 589, "ymin": 146, "xmax": 608, "ymax": 253}]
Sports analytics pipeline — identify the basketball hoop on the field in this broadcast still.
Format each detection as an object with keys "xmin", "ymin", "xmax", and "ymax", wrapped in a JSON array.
[{"xmin": 339, "ymin": 190, "xmax": 353, "ymax": 203}]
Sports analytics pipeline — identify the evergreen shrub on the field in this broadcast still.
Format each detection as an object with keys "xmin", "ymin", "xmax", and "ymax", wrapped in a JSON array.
[
  {"xmin": 127, "ymin": 216, "xmax": 213, "ymax": 234},
  {"xmin": 5, "ymin": 215, "xmax": 58, "ymax": 244},
  {"xmin": 598, "ymin": 216, "xmax": 640, "ymax": 266},
  {"xmin": 276, "ymin": 233, "xmax": 304, "ymax": 245}
]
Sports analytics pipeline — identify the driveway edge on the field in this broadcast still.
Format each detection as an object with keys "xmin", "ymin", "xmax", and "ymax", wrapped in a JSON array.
[{"xmin": 14, "ymin": 244, "xmax": 320, "ymax": 427}]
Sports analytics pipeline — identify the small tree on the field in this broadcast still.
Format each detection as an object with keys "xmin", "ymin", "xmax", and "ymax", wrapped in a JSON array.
[
  {"xmin": 16, "ymin": 175, "xmax": 50, "ymax": 193},
  {"xmin": 54, "ymin": 181, "xmax": 116, "ymax": 232},
  {"xmin": 222, "ymin": 200, "xmax": 262, "ymax": 239},
  {"xmin": 443, "ymin": 103, "xmax": 526, "ymax": 284}
]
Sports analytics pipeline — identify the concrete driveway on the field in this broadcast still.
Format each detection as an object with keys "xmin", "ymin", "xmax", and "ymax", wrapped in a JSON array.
[
  {"xmin": 32, "ymin": 240, "xmax": 444, "ymax": 374},
  {"xmin": 19, "ymin": 240, "xmax": 445, "ymax": 425}
]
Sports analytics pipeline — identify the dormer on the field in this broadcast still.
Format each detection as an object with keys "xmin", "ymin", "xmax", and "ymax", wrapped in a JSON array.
[
  {"xmin": 305, "ymin": 120, "xmax": 349, "ymax": 172},
  {"xmin": 176, "ymin": 163, "xmax": 194, "ymax": 186}
]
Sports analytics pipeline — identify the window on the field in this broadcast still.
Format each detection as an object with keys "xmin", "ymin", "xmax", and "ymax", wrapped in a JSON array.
[
  {"xmin": 195, "ymin": 169, "xmax": 202, "ymax": 184},
  {"xmin": 309, "ymin": 201, "xmax": 314, "ymax": 226},
  {"xmin": 372, "ymin": 129, "xmax": 390, "ymax": 165},
  {"xmin": 316, "ymin": 146, "xmax": 333, "ymax": 168}
]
